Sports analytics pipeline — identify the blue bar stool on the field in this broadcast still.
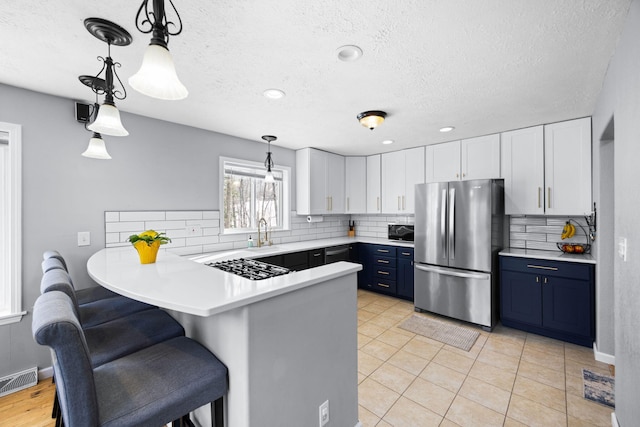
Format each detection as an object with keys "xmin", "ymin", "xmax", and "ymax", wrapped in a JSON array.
[
  {"xmin": 42, "ymin": 251, "xmax": 118, "ymax": 304},
  {"xmin": 33, "ymin": 291, "xmax": 228, "ymax": 427}
]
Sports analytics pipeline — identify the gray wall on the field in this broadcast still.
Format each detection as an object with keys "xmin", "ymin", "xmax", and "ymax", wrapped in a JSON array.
[
  {"xmin": 591, "ymin": 0, "xmax": 640, "ymax": 423},
  {"xmin": 0, "ymin": 82, "xmax": 296, "ymax": 377}
]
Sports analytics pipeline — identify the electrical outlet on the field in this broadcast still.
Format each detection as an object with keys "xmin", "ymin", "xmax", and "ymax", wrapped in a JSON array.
[
  {"xmin": 319, "ymin": 400, "xmax": 329, "ymax": 427},
  {"xmin": 186, "ymin": 225, "xmax": 202, "ymax": 236},
  {"xmin": 77, "ymin": 231, "xmax": 91, "ymax": 247},
  {"xmin": 618, "ymin": 237, "xmax": 627, "ymax": 261}
]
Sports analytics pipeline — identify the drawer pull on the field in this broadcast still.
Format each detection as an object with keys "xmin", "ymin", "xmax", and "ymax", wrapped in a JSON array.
[
  {"xmin": 377, "ymin": 259, "xmax": 390, "ymax": 264},
  {"xmin": 313, "ymin": 253, "xmax": 322, "ymax": 257},
  {"xmin": 377, "ymin": 283, "xmax": 390, "ymax": 288},
  {"xmin": 527, "ymin": 264, "xmax": 558, "ymax": 271},
  {"xmin": 377, "ymin": 249, "xmax": 390, "ymax": 253},
  {"xmin": 377, "ymin": 271, "xmax": 389, "ymax": 275},
  {"xmin": 401, "ymin": 252, "xmax": 411, "ymax": 256}
]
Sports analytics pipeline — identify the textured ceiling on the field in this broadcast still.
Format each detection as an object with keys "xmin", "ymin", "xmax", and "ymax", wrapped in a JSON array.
[{"xmin": 0, "ymin": 1, "xmax": 631, "ymax": 155}]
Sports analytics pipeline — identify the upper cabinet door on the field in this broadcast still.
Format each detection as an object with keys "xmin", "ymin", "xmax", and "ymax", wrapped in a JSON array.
[
  {"xmin": 501, "ymin": 126, "xmax": 545, "ymax": 215},
  {"xmin": 381, "ymin": 151, "xmax": 405, "ymax": 214},
  {"xmin": 325, "ymin": 152, "xmax": 345, "ymax": 213},
  {"xmin": 544, "ymin": 117, "xmax": 592, "ymax": 215},
  {"xmin": 345, "ymin": 156, "xmax": 366, "ymax": 213},
  {"xmin": 366, "ymin": 154, "xmax": 382, "ymax": 213},
  {"xmin": 296, "ymin": 148, "xmax": 345, "ymax": 215},
  {"xmin": 461, "ymin": 134, "xmax": 500, "ymax": 180},
  {"xmin": 425, "ymin": 141, "xmax": 461, "ymax": 183},
  {"xmin": 404, "ymin": 146, "xmax": 425, "ymax": 213}
]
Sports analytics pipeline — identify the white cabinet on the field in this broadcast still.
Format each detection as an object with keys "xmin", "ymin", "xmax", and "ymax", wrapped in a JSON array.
[
  {"xmin": 544, "ymin": 118, "xmax": 592, "ymax": 215},
  {"xmin": 502, "ymin": 117, "xmax": 591, "ymax": 215},
  {"xmin": 461, "ymin": 134, "xmax": 501, "ymax": 180},
  {"xmin": 426, "ymin": 134, "xmax": 500, "ymax": 183},
  {"xmin": 425, "ymin": 141, "xmax": 460, "ymax": 182},
  {"xmin": 381, "ymin": 147, "xmax": 425, "ymax": 214},
  {"xmin": 366, "ymin": 155, "xmax": 381, "ymax": 213},
  {"xmin": 296, "ymin": 148, "xmax": 345, "ymax": 215},
  {"xmin": 345, "ymin": 156, "xmax": 366, "ymax": 213}
]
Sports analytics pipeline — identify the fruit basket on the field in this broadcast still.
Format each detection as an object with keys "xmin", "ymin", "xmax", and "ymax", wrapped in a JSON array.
[{"xmin": 556, "ymin": 242, "xmax": 591, "ymax": 254}]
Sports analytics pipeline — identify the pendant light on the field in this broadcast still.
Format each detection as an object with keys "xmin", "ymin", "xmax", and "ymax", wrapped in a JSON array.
[
  {"xmin": 129, "ymin": 0, "xmax": 188, "ymax": 100},
  {"xmin": 262, "ymin": 135, "xmax": 277, "ymax": 183},
  {"xmin": 83, "ymin": 18, "xmax": 132, "ymax": 137},
  {"xmin": 82, "ymin": 132, "xmax": 112, "ymax": 159},
  {"xmin": 357, "ymin": 110, "xmax": 387, "ymax": 130}
]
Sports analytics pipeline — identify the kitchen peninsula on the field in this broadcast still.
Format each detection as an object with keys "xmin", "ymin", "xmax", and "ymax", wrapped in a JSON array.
[{"xmin": 87, "ymin": 246, "xmax": 362, "ymax": 427}]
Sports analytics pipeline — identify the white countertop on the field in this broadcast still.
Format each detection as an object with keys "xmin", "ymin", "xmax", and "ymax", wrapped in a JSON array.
[
  {"xmin": 499, "ymin": 248, "xmax": 596, "ymax": 264},
  {"xmin": 87, "ymin": 246, "xmax": 362, "ymax": 317},
  {"xmin": 189, "ymin": 236, "xmax": 414, "ymax": 264}
]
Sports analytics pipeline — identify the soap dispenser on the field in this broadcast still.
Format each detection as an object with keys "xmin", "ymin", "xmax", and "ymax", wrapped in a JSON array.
[{"xmin": 248, "ymin": 236, "xmax": 254, "ymax": 248}]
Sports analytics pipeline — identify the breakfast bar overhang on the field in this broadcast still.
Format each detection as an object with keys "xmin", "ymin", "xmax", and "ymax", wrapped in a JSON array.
[{"xmin": 87, "ymin": 247, "xmax": 362, "ymax": 427}]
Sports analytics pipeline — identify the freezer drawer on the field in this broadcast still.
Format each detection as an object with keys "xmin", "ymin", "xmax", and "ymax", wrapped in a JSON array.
[{"xmin": 414, "ymin": 264, "xmax": 496, "ymax": 329}]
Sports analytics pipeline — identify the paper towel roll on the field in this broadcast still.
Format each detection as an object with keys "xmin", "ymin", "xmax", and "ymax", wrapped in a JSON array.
[{"xmin": 306, "ymin": 215, "xmax": 324, "ymax": 223}]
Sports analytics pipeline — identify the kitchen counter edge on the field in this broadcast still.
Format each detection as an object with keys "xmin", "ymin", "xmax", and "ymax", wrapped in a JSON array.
[{"xmin": 499, "ymin": 248, "xmax": 596, "ymax": 264}]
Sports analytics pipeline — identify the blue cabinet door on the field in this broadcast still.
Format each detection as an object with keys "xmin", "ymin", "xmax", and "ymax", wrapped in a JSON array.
[
  {"xmin": 500, "ymin": 270, "xmax": 543, "ymax": 326},
  {"xmin": 542, "ymin": 276, "xmax": 593, "ymax": 338},
  {"xmin": 397, "ymin": 248, "xmax": 414, "ymax": 300}
]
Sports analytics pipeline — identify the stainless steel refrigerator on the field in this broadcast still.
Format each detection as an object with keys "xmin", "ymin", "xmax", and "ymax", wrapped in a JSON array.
[{"xmin": 414, "ymin": 179, "xmax": 505, "ymax": 330}]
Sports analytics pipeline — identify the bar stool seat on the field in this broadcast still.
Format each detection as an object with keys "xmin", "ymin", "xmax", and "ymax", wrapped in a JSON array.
[{"xmin": 33, "ymin": 291, "xmax": 228, "ymax": 427}]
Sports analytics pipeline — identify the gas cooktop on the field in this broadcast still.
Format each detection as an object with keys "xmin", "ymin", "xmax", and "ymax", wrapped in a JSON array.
[{"xmin": 206, "ymin": 258, "xmax": 291, "ymax": 280}]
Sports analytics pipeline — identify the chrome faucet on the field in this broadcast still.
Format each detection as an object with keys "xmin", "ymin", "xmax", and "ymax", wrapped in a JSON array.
[{"xmin": 257, "ymin": 217, "xmax": 268, "ymax": 247}]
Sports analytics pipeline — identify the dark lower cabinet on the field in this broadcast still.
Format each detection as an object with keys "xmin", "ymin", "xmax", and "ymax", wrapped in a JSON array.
[
  {"xmin": 359, "ymin": 244, "xmax": 414, "ymax": 301},
  {"xmin": 500, "ymin": 256, "xmax": 594, "ymax": 347},
  {"xmin": 396, "ymin": 248, "xmax": 414, "ymax": 300}
]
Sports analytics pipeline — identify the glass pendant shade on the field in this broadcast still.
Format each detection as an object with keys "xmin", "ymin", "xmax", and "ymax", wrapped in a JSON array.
[
  {"xmin": 81, "ymin": 134, "xmax": 112, "ymax": 159},
  {"xmin": 264, "ymin": 170, "xmax": 275, "ymax": 183},
  {"xmin": 129, "ymin": 44, "xmax": 188, "ymax": 100},
  {"xmin": 87, "ymin": 103, "xmax": 129, "ymax": 136}
]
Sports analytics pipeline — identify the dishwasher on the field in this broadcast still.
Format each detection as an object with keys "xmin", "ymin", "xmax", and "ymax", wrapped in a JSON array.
[{"xmin": 324, "ymin": 245, "xmax": 350, "ymax": 264}]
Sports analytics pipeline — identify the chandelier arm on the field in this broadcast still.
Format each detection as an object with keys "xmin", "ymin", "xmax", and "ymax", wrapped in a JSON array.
[
  {"xmin": 166, "ymin": 0, "xmax": 183, "ymax": 36},
  {"xmin": 134, "ymin": 0, "xmax": 154, "ymax": 34},
  {"xmin": 110, "ymin": 62, "xmax": 127, "ymax": 100}
]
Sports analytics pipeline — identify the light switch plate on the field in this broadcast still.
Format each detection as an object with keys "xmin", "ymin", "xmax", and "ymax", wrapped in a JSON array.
[
  {"xmin": 78, "ymin": 231, "xmax": 91, "ymax": 247},
  {"xmin": 618, "ymin": 237, "xmax": 627, "ymax": 261}
]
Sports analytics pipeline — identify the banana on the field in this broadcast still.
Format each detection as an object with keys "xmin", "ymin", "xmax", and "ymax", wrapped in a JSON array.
[{"xmin": 561, "ymin": 221, "xmax": 576, "ymax": 240}]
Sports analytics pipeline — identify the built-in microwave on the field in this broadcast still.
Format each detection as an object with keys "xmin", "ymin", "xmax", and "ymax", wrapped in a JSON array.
[{"xmin": 388, "ymin": 224, "xmax": 414, "ymax": 241}]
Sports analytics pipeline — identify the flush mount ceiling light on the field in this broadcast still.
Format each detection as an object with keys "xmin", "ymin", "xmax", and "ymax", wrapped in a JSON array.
[
  {"xmin": 83, "ymin": 18, "xmax": 131, "ymax": 137},
  {"xmin": 263, "ymin": 88, "xmax": 285, "ymax": 99},
  {"xmin": 337, "ymin": 45, "xmax": 363, "ymax": 62},
  {"xmin": 129, "ymin": 0, "xmax": 188, "ymax": 100},
  {"xmin": 262, "ymin": 135, "xmax": 277, "ymax": 183},
  {"xmin": 357, "ymin": 111, "xmax": 387, "ymax": 130},
  {"xmin": 439, "ymin": 126, "xmax": 455, "ymax": 133}
]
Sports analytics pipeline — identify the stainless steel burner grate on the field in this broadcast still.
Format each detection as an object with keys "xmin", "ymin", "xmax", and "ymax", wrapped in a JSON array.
[{"xmin": 206, "ymin": 258, "xmax": 290, "ymax": 280}]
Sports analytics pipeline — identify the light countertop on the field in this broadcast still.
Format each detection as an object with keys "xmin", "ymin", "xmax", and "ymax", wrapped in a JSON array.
[
  {"xmin": 499, "ymin": 248, "xmax": 596, "ymax": 264},
  {"xmin": 189, "ymin": 236, "xmax": 414, "ymax": 264},
  {"xmin": 87, "ymin": 246, "xmax": 362, "ymax": 317}
]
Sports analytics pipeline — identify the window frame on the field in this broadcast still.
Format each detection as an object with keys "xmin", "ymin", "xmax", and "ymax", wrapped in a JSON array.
[
  {"xmin": 219, "ymin": 156, "xmax": 291, "ymax": 235},
  {"xmin": 0, "ymin": 122, "xmax": 24, "ymax": 325}
]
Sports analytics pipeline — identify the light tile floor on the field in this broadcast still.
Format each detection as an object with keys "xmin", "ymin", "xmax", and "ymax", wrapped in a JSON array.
[{"xmin": 356, "ymin": 290, "xmax": 614, "ymax": 427}]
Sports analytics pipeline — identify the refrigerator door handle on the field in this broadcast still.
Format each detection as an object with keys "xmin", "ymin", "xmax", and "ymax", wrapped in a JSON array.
[
  {"xmin": 441, "ymin": 189, "xmax": 447, "ymax": 257},
  {"xmin": 415, "ymin": 264, "xmax": 488, "ymax": 280},
  {"xmin": 449, "ymin": 188, "xmax": 455, "ymax": 259}
]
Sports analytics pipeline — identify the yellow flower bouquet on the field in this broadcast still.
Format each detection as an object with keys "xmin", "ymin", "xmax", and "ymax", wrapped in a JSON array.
[{"xmin": 128, "ymin": 230, "xmax": 171, "ymax": 264}]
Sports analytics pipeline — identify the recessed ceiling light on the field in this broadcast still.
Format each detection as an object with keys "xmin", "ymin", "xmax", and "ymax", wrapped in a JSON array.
[
  {"xmin": 263, "ymin": 88, "xmax": 285, "ymax": 99},
  {"xmin": 382, "ymin": 139, "xmax": 394, "ymax": 145},
  {"xmin": 439, "ymin": 126, "xmax": 455, "ymax": 133},
  {"xmin": 337, "ymin": 45, "xmax": 363, "ymax": 62}
]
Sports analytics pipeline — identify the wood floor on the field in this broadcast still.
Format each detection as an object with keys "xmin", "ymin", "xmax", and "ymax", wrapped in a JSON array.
[{"xmin": 0, "ymin": 379, "xmax": 56, "ymax": 427}]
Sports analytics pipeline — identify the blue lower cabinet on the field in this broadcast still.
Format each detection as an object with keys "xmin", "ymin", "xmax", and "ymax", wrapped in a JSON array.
[
  {"xmin": 500, "ymin": 256, "xmax": 594, "ymax": 347},
  {"xmin": 358, "ymin": 244, "xmax": 414, "ymax": 301},
  {"xmin": 397, "ymin": 249, "xmax": 414, "ymax": 301}
]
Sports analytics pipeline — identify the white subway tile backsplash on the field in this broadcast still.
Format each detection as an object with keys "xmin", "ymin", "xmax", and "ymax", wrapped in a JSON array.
[
  {"xmin": 508, "ymin": 215, "xmax": 590, "ymax": 251},
  {"xmin": 166, "ymin": 211, "xmax": 203, "ymax": 221},
  {"xmin": 203, "ymin": 211, "xmax": 219, "ymax": 220},
  {"xmin": 144, "ymin": 220, "xmax": 187, "ymax": 230},
  {"xmin": 186, "ymin": 219, "xmax": 219, "ymax": 228},
  {"xmin": 119, "ymin": 211, "xmax": 166, "ymax": 222},
  {"xmin": 106, "ymin": 221, "xmax": 145, "ymax": 233},
  {"xmin": 105, "ymin": 212, "xmax": 120, "ymax": 222}
]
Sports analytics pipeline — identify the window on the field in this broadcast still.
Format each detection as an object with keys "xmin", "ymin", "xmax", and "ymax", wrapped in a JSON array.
[
  {"xmin": 0, "ymin": 122, "xmax": 23, "ymax": 325},
  {"xmin": 220, "ymin": 157, "xmax": 290, "ymax": 233}
]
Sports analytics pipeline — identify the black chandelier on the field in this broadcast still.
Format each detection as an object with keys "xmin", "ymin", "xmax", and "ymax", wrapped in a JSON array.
[
  {"xmin": 262, "ymin": 135, "xmax": 277, "ymax": 183},
  {"xmin": 82, "ymin": 18, "xmax": 132, "ymax": 137},
  {"xmin": 129, "ymin": 0, "xmax": 188, "ymax": 100}
]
